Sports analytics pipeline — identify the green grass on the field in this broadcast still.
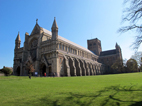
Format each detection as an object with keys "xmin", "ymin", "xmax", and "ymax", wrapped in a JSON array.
[{"xmin": 0, "ymin": 73, "xmax": 142, "ymax": 106}]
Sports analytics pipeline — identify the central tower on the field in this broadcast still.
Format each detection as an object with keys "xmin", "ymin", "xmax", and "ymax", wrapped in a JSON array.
[{"xmin": 87, "ymin": 38, "xmax": 102, "ymax": 55}]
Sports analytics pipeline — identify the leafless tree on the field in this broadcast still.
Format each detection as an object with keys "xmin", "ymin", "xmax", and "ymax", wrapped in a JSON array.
[
  {"xmin": 131, "ymin": 51, "xmax": 142, "ymax": 67},
  {"xmin": 118, "ymin": 0, "xmax": 142, "ymax": 50},
  {"xmin": 25, "ymin": 61, "xmax": 35, "ymax": 79}
]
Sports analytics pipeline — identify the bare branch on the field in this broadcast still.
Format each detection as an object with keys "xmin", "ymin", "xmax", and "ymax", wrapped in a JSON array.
[
  {"xmin": 118, "ymin": 25, "xmax": 142, "ymax": 33},
  {"xmin": 119, "ymin": 0, "xmax": 142, "ymax": 50},
  {"xmin": 131, "ymin": 35, "xmax": 142, "ymax": 50},
  {"xmin": 123, "ymin": 7, "xmax": 142, "ymax": 23}
]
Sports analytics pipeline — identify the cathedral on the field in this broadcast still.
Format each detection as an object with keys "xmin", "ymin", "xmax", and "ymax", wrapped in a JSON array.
[{"xmin": 13, "ymin": 18, "xmax": 122, "ymax": 77}]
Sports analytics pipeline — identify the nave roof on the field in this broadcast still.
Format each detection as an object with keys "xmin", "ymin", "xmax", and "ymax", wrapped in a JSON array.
[{"xmin": 42, "ymin": 28, "xmax": 96, "ymax": 55}]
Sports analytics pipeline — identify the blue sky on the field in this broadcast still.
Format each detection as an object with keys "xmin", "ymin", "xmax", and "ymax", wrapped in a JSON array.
[{"xmin": 0, "ymin": 0, "xmax": 141, "ymax": 68}]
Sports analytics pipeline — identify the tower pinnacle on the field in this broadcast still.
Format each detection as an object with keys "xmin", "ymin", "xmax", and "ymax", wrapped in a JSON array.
[
  {"xmin": 15, "ymin": 32, "xmax": 21, "ymax": 49},
  {"xmin": 51, "ymin": 17, "xmax": 58, "ymax": 40},
  {"xmin": 16, "ymin": 32, "xmax": 21, "ymax": 41},
  {"xmin": 36, "ymin": 19, "xmax": 38, "ymax": 24},
  {"xmin": 52, "ymin": 17, "xmax": 58, "ymax": 29},
  {"xmin": 115, "ymin": 42, "xmax": 119, "ymax": 48}
]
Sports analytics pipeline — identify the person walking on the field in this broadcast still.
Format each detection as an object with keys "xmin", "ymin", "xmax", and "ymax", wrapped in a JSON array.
[{"xmin": 29, "ymin": 73, "xmax": 31, "ymax": 79}]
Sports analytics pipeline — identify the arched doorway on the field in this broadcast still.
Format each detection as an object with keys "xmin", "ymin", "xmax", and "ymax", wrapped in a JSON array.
[
  {"xmin": 41, "ymin": 64, "xmax": 46, "ymax": 76},
  {"xmin": 16, "ymin": 66, "xmax": 20, "ymax": 76}
]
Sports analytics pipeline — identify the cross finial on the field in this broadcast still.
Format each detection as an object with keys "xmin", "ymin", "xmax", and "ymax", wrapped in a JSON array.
[{"xmin": 36, "ymin": 19, "xmax": 38, "ymax": 24}]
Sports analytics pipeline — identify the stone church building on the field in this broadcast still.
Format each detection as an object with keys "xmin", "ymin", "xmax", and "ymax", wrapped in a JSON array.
[{"xmin": 13, "ymin": 18, "xmax": 122, "ymax": 77}]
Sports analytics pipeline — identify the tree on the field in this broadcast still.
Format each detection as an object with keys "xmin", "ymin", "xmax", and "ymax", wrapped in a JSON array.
[
  {"xmin": 140, "ymin": 57, "xmax": 142, "ymax": 71},
  {"xmin": 1, "ymin": 67, "xmax": 12, "ymax": 76},
  {"xmin": 126, "ymin": 58, "xmax": 138, "ymax": 72},
  {"xmin": 131, "ymin": 51, "xmax": 142, "ymax": 67},
  {"xmin": 25, "ymin": 61, "xmax": 35, "ymax": 79},
  {"xmin": 118, "ymin": 0, "xmax": 142, "ymax": 50},
  {"xmin": 140, "ymin": 64, "xmax": 142, "ymax": 71},
  {"xmin": 123, "ymin": 58, "xmax": 127, "ymax": 67},
  {"xmin": 111, "ymin": 58, "xmax": 123, "ymax": 73}
]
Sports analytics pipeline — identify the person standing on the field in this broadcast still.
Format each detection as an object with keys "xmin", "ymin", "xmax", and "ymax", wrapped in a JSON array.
[
  {"xmin": 53, "ymin": 72, "xmax": 55, "ymax": 77},
  {"xmin": 44, "ymin": 72, "xmax": 46, "ymax": 77}
]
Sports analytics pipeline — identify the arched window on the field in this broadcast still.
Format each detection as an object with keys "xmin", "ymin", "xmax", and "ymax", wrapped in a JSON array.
[
  {"xmin": 59, "ymin": 44, "xmax": 61, "ymax": 49},
  {"xmin": 70, "ymin": 48, "xmax": 72, "ymax": 53},
  {"xmin": 65, "ymin": 46, "xmax": 67, "ymax": 51},
  {"xmin": 62, "ymin": 45, "xmax": 64, "ymax": 50},
  {"xmin": 31, "ymin": 39, "xmax": 38, "ymax": 49}
]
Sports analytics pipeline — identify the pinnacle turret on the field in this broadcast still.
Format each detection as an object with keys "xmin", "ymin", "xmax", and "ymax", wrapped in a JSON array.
[
  {"xmin": 36, "ymin": 19, "xmax": 38, "ymax": 24},
  {"xmin": 52, "ymin": 17, "xmax": 58, "ymax": 29},
  {"xmin": 51, "ymin": 17, "xmax": 58, "ymax": 40},
  {"xmin": 115, "ymin": 42, "xmax": 120, "ymax": 49},
  {"xmin": 115, "ymin": 42, "xmax": 119, "ymax": 47},
  {"xmin": 115, "ymin": 42, "xmax": 121, "ymax": 54},
  {"xmin": 15, "ymin": 32, "xmax": 21, "ymax": 49},
  {"xmin": 15, "ymin": 32, "xmax": 21, "ymax": 41}
]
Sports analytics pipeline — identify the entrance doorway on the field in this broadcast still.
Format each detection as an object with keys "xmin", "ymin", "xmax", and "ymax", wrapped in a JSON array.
[
  {"xmin": 16, "ymin": 66, "xmax": 20, "ymax": 76},
  {"xmin": 41, "ymin": 64, "xmax": 46, "ymax": 76}
]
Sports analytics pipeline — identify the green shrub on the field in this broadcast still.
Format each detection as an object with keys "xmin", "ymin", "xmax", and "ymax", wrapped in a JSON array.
[
  {"xmin": 126, "ymin": 59, "xmax": 138, "ymax": 72},
  {"xmin": 1, "ymin": 68, "xmax": 12, "ymax": 76}
]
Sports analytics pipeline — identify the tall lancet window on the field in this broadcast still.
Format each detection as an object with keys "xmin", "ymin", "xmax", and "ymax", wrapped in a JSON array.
[
  {"xmin": 59, "ymin": 44, "xmax": 61, "ymax": 49},
  {"xmin": 30, "ymin": 39, "xmax": 38, "ymax": 61},
  {"xmin": 62, "ymin": 45, "xmax": 64, "ymax": 50},
  {"xmin": 65, "ymin": 46, "xmax": 67, "ymax": 51}
]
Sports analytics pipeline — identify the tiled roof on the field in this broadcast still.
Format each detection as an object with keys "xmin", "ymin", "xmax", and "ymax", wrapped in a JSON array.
[
  {"xmin": 100, "ymin": 49, "xmax": 116, "ymax": 56},
  {"xmin": 42, "ymin": 28, "xmax": 95, "ymax": 55}
]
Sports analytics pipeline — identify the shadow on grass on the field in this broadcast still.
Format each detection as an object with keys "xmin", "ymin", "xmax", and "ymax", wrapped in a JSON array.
[
  {"xmin": 9, "ymin": 85, "xmax": 142, "ymax": 106},
  {"xmin": 130, "ymin": 101, "xmax": 142, "ymax": 106},
  {"xmin": 61, "ymin": 85, "xmax": 142, "ymax": 106}
]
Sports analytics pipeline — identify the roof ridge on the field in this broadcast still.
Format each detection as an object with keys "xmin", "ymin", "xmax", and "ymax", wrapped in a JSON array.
[{"xmin": 42, "ymin": 28, "xmax": 96, "ymax": 55}]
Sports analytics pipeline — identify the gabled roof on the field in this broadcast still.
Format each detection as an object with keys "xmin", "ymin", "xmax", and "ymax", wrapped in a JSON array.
[
  {"xmin": 100, "ymin": 49, "xmax": 117, "ymax": 56},
  {"xmin": 42, "ymin": 28, "xmax": 95, "ymax": 55},
  {"xmin": 30, "ymin": 23, "xmax": 40, "ymax": 35}
]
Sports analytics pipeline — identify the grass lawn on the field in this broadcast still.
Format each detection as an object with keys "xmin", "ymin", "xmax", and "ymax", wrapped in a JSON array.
[{"xmin": 0, "ymin": 73, "xmax": 142, "ymax": 106}]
